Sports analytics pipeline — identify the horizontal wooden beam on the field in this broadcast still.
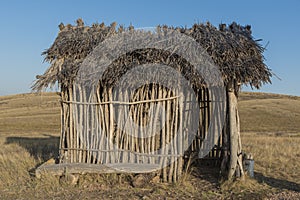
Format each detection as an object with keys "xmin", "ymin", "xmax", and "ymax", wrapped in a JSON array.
[{"xmin": 35, "ymin": 162, "xmax": 161, "ymax": 178}]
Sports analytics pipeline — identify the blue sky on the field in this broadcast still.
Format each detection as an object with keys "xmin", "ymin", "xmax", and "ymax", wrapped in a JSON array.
[{"xmin": 0, "ymin": 0, "xmax": 299, "ymax": 96}]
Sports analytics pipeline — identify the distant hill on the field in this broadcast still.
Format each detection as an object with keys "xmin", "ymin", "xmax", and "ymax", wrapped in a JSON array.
[
  {"xmin": 239, "ymin": 92, "xmax": 300, "ymax": 133},
  {"xmin": 0, "ymin": 92, "xmax": 299, "ymax": 136},
  {"xmin": 0, "ymin": 92, "xmax": 60, "ymax": 136}
]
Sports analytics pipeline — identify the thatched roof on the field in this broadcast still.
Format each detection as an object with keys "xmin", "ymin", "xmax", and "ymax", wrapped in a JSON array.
[{"xmin": 32, "ymin": 20, "xmax": 272, "ymax": 91}]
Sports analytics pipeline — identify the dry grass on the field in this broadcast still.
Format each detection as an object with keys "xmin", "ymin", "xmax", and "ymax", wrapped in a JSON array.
[
  {"xmin": 239, "ymin": 92, "xmax": 300, "ymax": 133},
  {"xmin": 0, "ymin": 92, "xmax": 299, "ymax": 199},
  {"xmin": 242, "ymin": 133, "xmax": 300, "ymax": 189},
  {"xmin": 0, "ymin": 92, "xmax": 60, "ymax": 135}
]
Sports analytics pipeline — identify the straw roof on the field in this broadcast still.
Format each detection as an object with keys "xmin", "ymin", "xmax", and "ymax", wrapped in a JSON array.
[{"xmin": 32, "ymin": 20, "xmax": 272, "ymax": 91}]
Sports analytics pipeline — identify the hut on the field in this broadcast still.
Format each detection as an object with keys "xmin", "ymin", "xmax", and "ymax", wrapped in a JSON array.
[{"xmin": 33, "ymin": 19, "xmax": 271, "ymax": 182}]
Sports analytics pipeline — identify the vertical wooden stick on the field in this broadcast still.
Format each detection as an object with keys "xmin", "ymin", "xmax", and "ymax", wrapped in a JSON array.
[
  {"xmin": 115, "ymin": 90, "xmax": 122, "ymax": 163},
  {"xmin": 108, "ymin": 88, "xmax": 115, "ymax": 163},
  {"xmin": 77, "ymin": 85, "xmax": 83, "ymax": 162},
  {"xmin": 167, "ymin": 90, "xmax": 174, "ymax": 182},
  {"xmin": 158, "ymin": 88, "xmax": 167, "ymax": 182},
  {"xmin": 236, "ymin": 107, "xmax": 245, "ymax": 179},
  {"xmin": 72, "ymin": 85, "xmax": 78, "ymax": 163},
  {"xmin": 177, "ymin": 89, "xmax": 184, "ymax": 180},
  {"xmin": 150, "ymin": 84, "xmax": 156, "ymax": 165},
  {"xmin": 59, "ymin": 89, "xmax": 66, "ymax": 163}
]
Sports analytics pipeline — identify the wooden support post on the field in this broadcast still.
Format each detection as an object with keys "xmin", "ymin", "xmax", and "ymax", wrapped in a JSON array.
[
  {"xmin": 227, "ymin": 81, "xmax": 244, "ymax": 180},
  {"xmin": 236, "ymin": 108, "xmax": 245, "ymax": 179},
  {"xmin": 227, "ymin": 87, "xmax": 237, "ymax": 179}
]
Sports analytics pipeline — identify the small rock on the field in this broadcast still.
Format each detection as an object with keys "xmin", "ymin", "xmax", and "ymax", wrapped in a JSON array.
[
  {"xmin": 60, "ymin": 174, "xmax": 79, "ymax": 185},
  {"xmin": 132, "ymin": 174, "xmax": 147, "ymax": 188},
  {"xmin": 142, "ymin": 195, "xmax": 150, "ymax": 200},
  {"xmin": 45, "ymin": 158, "xmax": 56, "ymax": 164},
  {"xmin": 151, "ymin": 175, "xmax": 161, "ymax": 184}
]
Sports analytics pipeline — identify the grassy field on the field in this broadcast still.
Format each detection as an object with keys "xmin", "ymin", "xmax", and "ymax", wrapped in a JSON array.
[{"xmin": 0, "ymin": 92, "xmax": 299, "ymax": 199}]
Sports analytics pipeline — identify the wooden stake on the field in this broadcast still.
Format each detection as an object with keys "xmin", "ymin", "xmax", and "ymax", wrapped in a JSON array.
[
  {"xmin": 167, "ymin": 90, "xmax": 174, "ymax": 182},
  {"xmin": 236, "ymin": 107, "xmax": 245, "ymax": 179},
  {"xmin": 177, "ymin": 89, "xmax": 184, "ymax": 180}
]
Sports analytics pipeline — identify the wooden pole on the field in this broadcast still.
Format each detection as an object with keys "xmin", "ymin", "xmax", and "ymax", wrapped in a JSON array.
[
  {"xmin": 150, "ymin": 84, "xmax": 156, "ymax": 165},
  {"xmin": 236, "ymin": 106, "xmax": 245, "ymax": 179},
  {"xmin": 78, "ymin": 85, "xmax": 83, "ymax": 163},
  {"xmin": 72, "ymin": 85, "xmax": 78, "ymax": 163},
  {"xmin": 59, "ymin": 89, "xmax": 66, "ymax": 163},
  {"xmin": 227, "ymin": 81, "xmax": 244, "ymax": 179},
  {"xmin": 104, "ymin": 88, "xmax": 110, "ymax": 164},
  {"xmin": 177, "ymin": 89, "xmax": 183, "ymax": 180},
  {"xmin": 167, "ymin": 90, "xmax": 174, "ymax": 182},
  {"xmin": 159, "ymin": 88, "xmax": 167, "ymax": 182},
  {"xmin": 108, "ymin": 88, "xmax": 115, "ymax": 163}
]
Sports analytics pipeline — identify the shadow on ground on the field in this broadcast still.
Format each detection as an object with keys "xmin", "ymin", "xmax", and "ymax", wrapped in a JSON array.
[
  {"xmin": 255, "ymin": 172, "xmax": 300, "ymax": 192},
  {"xmin": 5, "ymin": 135, "xmax": 59, "ymax": 161},
  {"xmin": 187, "ymin": 160, "xmax": 222, "ymax": 192}
]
